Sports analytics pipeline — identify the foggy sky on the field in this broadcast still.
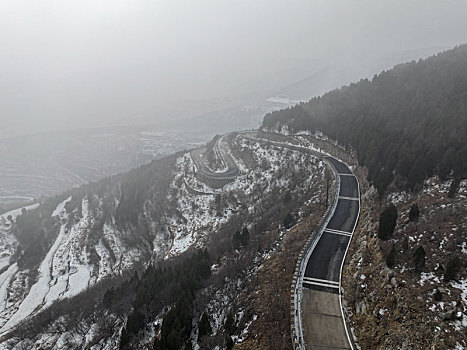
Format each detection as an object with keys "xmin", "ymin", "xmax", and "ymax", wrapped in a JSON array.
[{"xmin": 1, "ymin": 0, "xmax": 467, "ymax": 137}]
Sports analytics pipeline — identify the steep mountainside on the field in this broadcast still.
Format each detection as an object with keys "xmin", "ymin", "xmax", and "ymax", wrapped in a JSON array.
[
  {"xmin": 1, "ymin": 45, "xmax": 465, "ymax": 350},
  {"xmin": 343, "ymin": 174, "xmax": 466, "ymax": 349},
  {"xmin": 0, "ymin": 154, "xmax": 178, "ymax": 336},
  {"xmin": 261, "ymin": 44, "xmax": 467, "ymax": 349},
  {"xmin": 0, "ymin": 131, "xmax": 329, "ymax": 349},
  {"xmin": 263, "ymin": 45, "xmax": 467, "ymax": 196}
]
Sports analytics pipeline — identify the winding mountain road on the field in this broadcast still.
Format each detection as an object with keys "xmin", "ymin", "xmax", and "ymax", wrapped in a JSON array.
[
  {"xmin": 191, "ymin": 131, "xmax": 359, "ymax": 349},
  {"xmin": 190, "ymin": 134, "xmax": 240, "ymax": 183},
  {"xmin": 295, "ymin": 156, "xmax": 360, "ymax": 350}
]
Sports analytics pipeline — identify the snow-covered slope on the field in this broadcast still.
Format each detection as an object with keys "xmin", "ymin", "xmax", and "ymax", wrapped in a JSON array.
[
  {"xmin": 165, "ymin": 134, "xmax": 324, "ymax": 258},
  {"xmin": 0, "ymin": 131, "xmax": 328, "ymax": 348}
]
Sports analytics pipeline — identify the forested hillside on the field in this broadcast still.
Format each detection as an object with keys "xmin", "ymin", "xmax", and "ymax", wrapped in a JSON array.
[{"xmin": 263, "ymin": 45, "xmax": 467, "ymax": 196}]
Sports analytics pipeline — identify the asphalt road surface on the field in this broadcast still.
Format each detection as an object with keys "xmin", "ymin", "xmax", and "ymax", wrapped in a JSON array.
[
  {"xmin": 300, "ymin": 155, "xmax": 360, "ymax": 350},
  {"xmin": 304, "ymin": 156, "xmax": 359, "ymax": 292}
]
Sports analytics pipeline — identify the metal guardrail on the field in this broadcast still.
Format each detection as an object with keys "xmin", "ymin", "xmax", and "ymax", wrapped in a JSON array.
[{"xmin": 338, "ymin": 164, "xmax": 361, "ymax": 350}]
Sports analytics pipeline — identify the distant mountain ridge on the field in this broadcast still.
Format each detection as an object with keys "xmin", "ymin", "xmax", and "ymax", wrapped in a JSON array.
[
  {"xmin": 263, "ymin": 44, "xmax": 467, "ymax": 195},
  {"xmin": 269, "ymin": 46, "xmax": 448, "ymax": 102}
]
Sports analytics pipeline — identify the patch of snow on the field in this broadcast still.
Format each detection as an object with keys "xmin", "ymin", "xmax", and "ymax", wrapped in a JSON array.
[
  {"xmin": 0, "ymin": 203, "xmax": 39, "ymax": 221},
  {"xmin": 233, "ymin": 314, "xmax": 257, "ymax": 343},
  {"xmin": 62, "ymin": 264, "xmax": 92, "ymax": 300},
  {"xmin": 0, "ymin": 198, "xmax": 93, "ymax": 333},
  {"xmin": 439, "ymin": 237, "xmax": 448, "ymax": 250},
  {"xmin": 378, "ymin": 308, "xmax": 387, "ymax": 316},
  {"xmin": 95, "ymin": 240, "xmax": 114, "ymax": 280},
  {"xmin": 0, "ymin": 264, "xmax": 18, "ymax": 313},
  {"xmin": 453, "ymin": 312, "xmax": 467, "ymax": 331},
  {"xmin": 51, "ymin": 196, "xmax": 71, "ymax": 217},
  {"xmin": 419, "ymin": 272, "xmax": 440, "ymax": 286},
  {"xmin": 451, "ymin": 278, "xmax": 467, "ymax": 305},
  {"xmin": 386, "ymin": 191, "xmax": 410, "ymax": 204},
  {"xmin": 356, "ymin": 257, "xmax": 363, "ymax": 269}
]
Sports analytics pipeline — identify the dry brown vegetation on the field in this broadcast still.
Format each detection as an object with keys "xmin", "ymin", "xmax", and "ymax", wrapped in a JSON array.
[
  {"xmin": 343, "ymin": 178, "xmax": 466, "ymax": 349},
  {"xmin": 235, "ymin": 200, "xmax": 326, "ymax": 350}
]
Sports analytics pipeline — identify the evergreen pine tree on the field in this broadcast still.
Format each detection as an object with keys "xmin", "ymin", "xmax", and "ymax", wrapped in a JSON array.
[
  {"xmin": 198, "ymin": 312, "xmax": 212, "ymax": 338},
  {"xmin": 378, "ymin": 204, "xmax": 398, "ymax": 240},
  {"xmin": 413, "ymin": 246, "xmax": 426, "ymax": 271},
  {"xmin": 386, "ymin": 244, "xmax": 396, "ymax": 268},
  {"xmin": 408, "ymin": 203, "xmax": 420, "ymax": 222}
]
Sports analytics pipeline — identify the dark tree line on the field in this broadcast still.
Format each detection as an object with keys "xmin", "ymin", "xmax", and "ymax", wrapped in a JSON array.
[
  {"xmin": 232, "ymin": 227, "xmax": 250, "ymax": 249},
  {"xmin": 104, "ymin": 249, "xmax": 211, "ymax": 349},
  {"xmin": 11, "ymin": 153, "xmax": 178, "ymax": 270},
  {"xmin": 114, "ymin": 155, "xmax": 177, "ymax": 229},
  {"xmin": 205, "ymin": 134, "xmax": 220, "ymax": 168},
  {"xmin": 263, "ymin": 45, "xmax": 467, "ymax": 196},
  {"xmin": 13, "ymin": 193, "xmax": 71, "ymax": 268}
]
